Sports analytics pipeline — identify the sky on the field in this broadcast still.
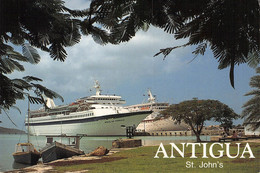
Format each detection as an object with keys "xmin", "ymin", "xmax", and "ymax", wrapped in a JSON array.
[{"xmin": 0, "ymin": 0, "xmax": 257, "ymax": 129}]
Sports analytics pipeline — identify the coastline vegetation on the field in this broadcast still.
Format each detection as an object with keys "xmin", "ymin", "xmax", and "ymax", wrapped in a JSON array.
[
  {"xmin": 162, "ymin": 99, "xmax": 239, "ymax": 142},
  {"xmin": 53, "ymin": 142, "xmax": 260, "ymax": 173}
]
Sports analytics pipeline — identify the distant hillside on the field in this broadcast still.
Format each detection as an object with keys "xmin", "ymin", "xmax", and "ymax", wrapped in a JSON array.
[{"xmin": 0, "ymin": 126, "xmax": 25, "ymax": 134}]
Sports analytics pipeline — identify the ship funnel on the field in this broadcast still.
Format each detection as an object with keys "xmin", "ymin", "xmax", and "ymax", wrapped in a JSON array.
[
  {"xmin": 42, "ymin": 94, "xmax": 56, "ymax": 108},
  {"xmin": 46, "ymin": 98, "xmax": 56, "ymax": 108}
]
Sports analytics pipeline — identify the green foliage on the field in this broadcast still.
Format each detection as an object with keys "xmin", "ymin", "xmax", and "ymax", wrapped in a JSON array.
[
  {"xmin": 86, "ymin": 0, "xmax": 260, "ymax": 88},
  {"xmin": 162, "ymin": 99, "xmax": 238, "ymax": 141},
  {"xmin": 0, "ymin": 41, "xmax": 63, "ymax": 110},
  {"xmin": 0, "ymin": 74, "xmax": 18, "ymax": 109},
  {"xmin": 0, "ymin": 0, "xmax": 82, "ymax": 61},
  {"xmin": 242, "ymin": 67, "xmax": 260, "ymax": 130}
]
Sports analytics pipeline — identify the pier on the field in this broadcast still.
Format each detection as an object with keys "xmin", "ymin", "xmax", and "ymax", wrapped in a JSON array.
[{"xmin": 135, "ymin": 130, "xmax": 193, "ymax": 136}]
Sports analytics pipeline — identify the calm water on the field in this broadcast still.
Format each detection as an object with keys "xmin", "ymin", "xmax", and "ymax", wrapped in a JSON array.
[{"xmin": 0, "ymin": 134, "xmax": 209, "ymax": 172}]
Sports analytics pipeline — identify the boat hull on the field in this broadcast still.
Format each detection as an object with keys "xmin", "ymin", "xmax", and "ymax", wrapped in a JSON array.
[
  {"xmin": 41, "ymin": 142, "xmax": 84, "ymax": 163},
  {"xmin": 27, "ymin": 111, "xmax": 152, "ymax": 136},
  {"xmin": 13, "ymin": 152, "xmax": 40, "ymax": 165}
]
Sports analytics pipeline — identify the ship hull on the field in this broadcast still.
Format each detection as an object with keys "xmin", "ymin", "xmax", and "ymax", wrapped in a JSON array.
[
  {"xmin": 136, "ymin": 117, "xmax": 189, "ymax": 132},
  {"xmin": 27, "ymin": 111, "xmax": 152, "ymax": 136}
]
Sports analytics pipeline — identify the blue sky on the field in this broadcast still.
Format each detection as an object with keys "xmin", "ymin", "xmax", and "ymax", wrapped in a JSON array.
[{"xmin": 0, "ymin": 0, "xmax": 256, "ymax": 129}]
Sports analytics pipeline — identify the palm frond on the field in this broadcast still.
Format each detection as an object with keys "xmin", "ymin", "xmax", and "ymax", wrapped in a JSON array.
[
  {"xmin": 192, "ymin": 43, "xmax": 207, "ymax": 57},
  {"xmin": 242, "ymin": 66, "xmax": 260, "ymax": 129},
  {"xmin": 91, "ymin": 26, "xmax": 110, "ymax": 45},
  {"xmin": 245, "ymin": 90, "xmax": 260, "ymax": 97},
  {"xmin": 22, "ymin": 43, "xmax": 41, "ymax": 64},
  {"xmin": 49, "ymin": 43, "xmax": 67, "ymax": 61},
  {"xmin": 154, "ymin": 44, "xmax": 189, "ymax": 60},
  {"xmin": 0, "ymin": 56, "xmax": 25, "ymax": 74},
  {"xmin": 6, "ymin": 50, "xmax": 29, "ymax": 62},
  {"xmin": 64, "ymin": 20, "xmax": 82, "ymax": 47},
  {"xmin": 28, "ymin": 96, "xmax": 44, "ymax": 104},
  {"xmin": 11, "ymin": 79, "xmax": 32, "ymax": 91},
  {"xmin": 249, "ymin": 76, "xmax": 260, "ymax": 89},
  {"xmin": 38, "ymin": 33, "xmax": 50, "ymax": 47},
  {"xmin": 23, "ymin": 76, "xmax": 43, "ymax": 82},
  {"xmin": 31, "ymin": 83, "xmax": 64, "ymax": 102}
]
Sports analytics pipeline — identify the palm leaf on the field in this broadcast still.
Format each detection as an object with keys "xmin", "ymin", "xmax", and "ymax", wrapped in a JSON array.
[
  {"xmin": 191, "ymin": 43, "xmax": 207, "ymax": 60},
  {"xmin": 0, "ymin": 56, "xmax": 25, "ymax": 74},
  {"xmin": 247, "ymin": 51, "xmax": 260, "ymax": 68},
  {"xmin": 49, "ymin": 43, "xmax": 67, "ymax": 61},
  {"xmin": 154, "ymin": 44, "xmax": 189, "ymax": 60},
  {"xmin": 11, "ymin": 79, "xmax": 32, "ymax": 91},
  {"xmin": 31, "ymin": 83, "xmax": 64, "ymax": 102},
  {"xmin": 23, "ymin": 76, "xmax": 43, "ymax": 82},
  {"xmin": 22, "ymin": 43, "xmax": 41, "ymax": 64},
  {"xmin": 28, "ymin": 96, "xmax": 44, "ymax": 104},
  {"xmin": 91, "ymin": 26, "xmax": 110, "ymax": 45},
  {"xmin": 244, "ymin": 90, "xmax": 260, "ymax": 97},
  {"xmin": 6, "ymin": 50, "xmax": 29, "ymax": 62}
]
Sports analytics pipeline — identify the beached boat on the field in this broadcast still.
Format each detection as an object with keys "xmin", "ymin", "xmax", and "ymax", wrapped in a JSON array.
[
  {"xmin": 13, "ymin": 143, "xmax": 41, "ymax": 165},
  {"xmin": 26, "ymin": 81, "xmax": 152, "ymax": 136},
  {"xmin": 13, "ymin": 97, "xmax": 41, "ymax": 165},
  {"xmin": 40, "ymin": 136, "xmax": 84, "ymax": 163}
]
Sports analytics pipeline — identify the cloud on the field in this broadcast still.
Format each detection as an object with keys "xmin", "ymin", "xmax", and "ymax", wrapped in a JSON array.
[{"xmin": 14, "ymin": 25, "xmax": 190, "ymax": 97}]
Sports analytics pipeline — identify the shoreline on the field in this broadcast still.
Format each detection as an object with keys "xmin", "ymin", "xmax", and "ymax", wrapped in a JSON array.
[
  {"xmin": 5, "ymin": 148, "xmax": 133, "ymax": 173},
  {"xmin": 5, "ymin": 139, "xmax": 260, "ymax": 173}
]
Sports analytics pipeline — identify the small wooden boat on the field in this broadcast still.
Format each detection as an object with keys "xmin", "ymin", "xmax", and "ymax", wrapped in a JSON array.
[
  {"xmin": 12, "ymin": 143, "xmax": 41, "ymax": 165},
  {"xmin": 41, "ymin": 136, "xmax": 85, "ymax": 163},
  {"xmin": 13, "ymin": 98, "xmax": 40, "ymax": 165}
]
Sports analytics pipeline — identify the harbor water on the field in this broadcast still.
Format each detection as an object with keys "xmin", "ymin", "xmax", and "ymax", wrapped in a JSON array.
[{"xmin": 0, "ymin": 134, "xmax": 209, "ymax": 172}]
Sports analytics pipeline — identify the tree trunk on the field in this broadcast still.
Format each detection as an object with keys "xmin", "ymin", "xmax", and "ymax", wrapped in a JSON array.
[
  {"xmin": 195, "ymin": 133, "xmax": 201, "ymax": 142},
  {"xmin": 189, "ymin": 124, "xmax": 202, "ymax": 142},
  {"xmin": 224, "ymin": 127, "xmax": 230, "ymax": 136}
]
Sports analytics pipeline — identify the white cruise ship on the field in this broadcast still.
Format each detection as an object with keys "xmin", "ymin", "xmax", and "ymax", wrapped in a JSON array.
[
  {"xmin": 126, "ymin": 90, "xmax": 189, "ymax": 132},
  {"xmin": 26, "ymin": 81, "xmax": 152, "ymax": 136}
]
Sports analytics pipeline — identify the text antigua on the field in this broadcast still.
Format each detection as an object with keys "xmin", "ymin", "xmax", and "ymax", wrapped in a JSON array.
[{"xmin": 154, "ymin": 143, "xmax": 255, "ymax": 159}]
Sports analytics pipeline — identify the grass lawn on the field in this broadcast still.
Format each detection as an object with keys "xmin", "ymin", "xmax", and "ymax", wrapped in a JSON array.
[{"xmin": 54, "ymin": 142, "xmax": 260, "ymax": 173}]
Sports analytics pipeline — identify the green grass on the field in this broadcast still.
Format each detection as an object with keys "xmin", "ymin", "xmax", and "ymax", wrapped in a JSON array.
[{"xmin": 54, "ymin": 142, "xmax": 260, "ymax": 173}]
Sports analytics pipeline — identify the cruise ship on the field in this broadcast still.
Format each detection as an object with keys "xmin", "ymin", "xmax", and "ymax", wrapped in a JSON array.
[
  {"xmin": 126, "ymin": 90, "xmax": 189, "ymax": 132},
  {"xmin": 26, "ymin": 81, "xmax": 152, "ymax": 136}
]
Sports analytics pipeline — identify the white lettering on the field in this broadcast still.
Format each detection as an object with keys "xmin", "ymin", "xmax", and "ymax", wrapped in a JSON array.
[
  {"xmin": 186, "ymin": 143, "xmax": 201, "ymax": 158},
  {"xmin": 153, "ymin": 142, "xmax": 255, "ymax": 159},
  {"xmin": 154, "ymin": 143, "xmax": 169, "ymax": 158},
  {"xmin": 201, "ymin": 143, "xmax": 208, "ymax": 158},
  {"xmin": 226, "ymin": 143, "xmax": 240, "ymax": 158},
  {"xmin": 170, "ymin": 143, "xmax": 185, "ymax": 158},
  {"xmin": 209, "ymin": 143, "xmax": 223, "ymax": 158},
  {"xmin": 240, "ymin": 143, "xmax": 255, "ymax": 158}
]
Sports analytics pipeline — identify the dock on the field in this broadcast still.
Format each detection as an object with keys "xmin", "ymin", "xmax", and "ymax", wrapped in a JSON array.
[
  {"xmin": 135, "ymin": 130, "xmax": 193, "ymax": 136},
  {"xmin": 218, "ymin": 137, "xmax": 248, "ymax": 142}
]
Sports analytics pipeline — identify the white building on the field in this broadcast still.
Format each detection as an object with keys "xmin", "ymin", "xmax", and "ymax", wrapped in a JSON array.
[{"xmin": 244, "ymin": 123, "xmax": 260, "ymax": 135}]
